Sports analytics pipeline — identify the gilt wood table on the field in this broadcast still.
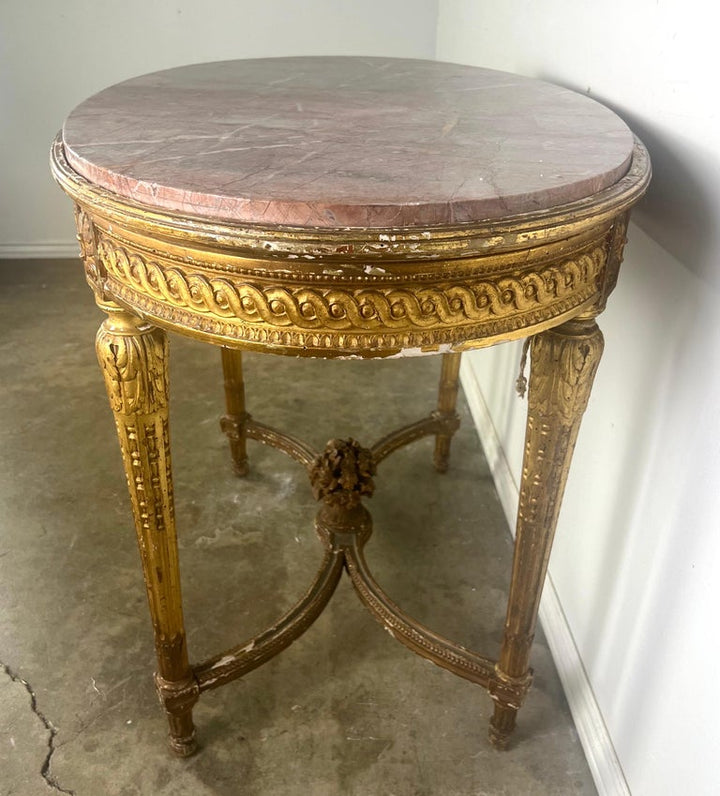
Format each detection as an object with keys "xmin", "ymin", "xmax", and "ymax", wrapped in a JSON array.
[{"xmin": 50, "ymin": 57, "xmax": 650, "ymax": 756}]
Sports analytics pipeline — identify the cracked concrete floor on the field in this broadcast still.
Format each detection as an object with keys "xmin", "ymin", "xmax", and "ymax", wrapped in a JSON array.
[{"xmin": 0, "ymin": 260, "xmax": 596, "ymax": 796}]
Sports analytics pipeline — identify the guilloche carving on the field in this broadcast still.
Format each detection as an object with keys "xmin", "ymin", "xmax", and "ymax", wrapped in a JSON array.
[{"xmin": 96, "ymin": 236, "xmax": 606, "ymax": 334}]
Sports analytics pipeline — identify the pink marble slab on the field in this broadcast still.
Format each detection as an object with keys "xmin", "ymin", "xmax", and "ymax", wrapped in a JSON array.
[{"xmin": 62, "ymin": 57, "xmax": 634, "ymax": 229}]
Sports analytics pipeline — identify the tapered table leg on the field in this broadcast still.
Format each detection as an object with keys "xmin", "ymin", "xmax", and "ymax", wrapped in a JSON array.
[
  {"xmin": 220, "ymin": 347, "xmax": 250, "ymax": 476},
  {"xmin": 96, "ymin": 307, "xmax": 198, "ymax": 756},
  {"xmin": 489, "ymin": 317, "xmax": 604, "ymax": 748},
  {"xmin": 433, "ymin": 352, "xmax": 462, "ymax": 472}
]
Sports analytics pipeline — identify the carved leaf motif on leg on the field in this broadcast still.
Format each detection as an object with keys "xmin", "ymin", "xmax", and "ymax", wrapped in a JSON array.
[
  {"xmin": 527, "ymin": 321, "xmax": 604, "ymax": 423},
  {"xmin": 96, "ymin": 319, "xmax": 168, "ymax": 416}
]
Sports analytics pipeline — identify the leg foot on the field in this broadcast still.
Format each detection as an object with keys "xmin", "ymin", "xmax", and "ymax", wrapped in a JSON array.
[
  {"xmin": 167, "ymin": 713, "xmax": 198, "ymax": 757},
  {"xmin": 489, "ymin": 704, "xmax": 516, "ymax": 750}
]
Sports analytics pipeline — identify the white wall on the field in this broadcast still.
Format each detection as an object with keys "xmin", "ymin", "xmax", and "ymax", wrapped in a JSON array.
[
  {"xmin": 438, "ymin": 2, "xmax": 720, "ymax": 795},
  {"xmin": 0, "ymin": 0, "xmax": 438, "ymax": 254}
]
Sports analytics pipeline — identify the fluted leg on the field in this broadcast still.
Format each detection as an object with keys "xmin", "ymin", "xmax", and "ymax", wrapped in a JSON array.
[
  {"xmin": 433, "ymin": 352, "xmax": 462, "ymax": 472},
  {"xmin": 489, "ymin": 318, "xmax": 604, "ymax": 748},
  {"xmin": 96, "ymin": 307, "xmax": 198, "ymax": 756},
  {"xmin": 219, "ymin": 347, "xmax": 250, "ymax": 476}
]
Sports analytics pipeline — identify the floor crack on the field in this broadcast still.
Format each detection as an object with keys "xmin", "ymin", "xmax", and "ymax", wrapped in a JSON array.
[{"xmin": 1, "ymin": 661, "xmax": 77, "ymax": 795}]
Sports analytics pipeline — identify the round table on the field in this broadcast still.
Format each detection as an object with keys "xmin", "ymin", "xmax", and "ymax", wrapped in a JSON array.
[{"xmin": 50, "ymin": 56, "xmax": 650, "ymax": 757}]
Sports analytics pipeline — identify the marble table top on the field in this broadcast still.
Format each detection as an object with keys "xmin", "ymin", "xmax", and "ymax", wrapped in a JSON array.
[{"xmin": 62, "ymin": 57, "xmax": 634, "ymax": 229}]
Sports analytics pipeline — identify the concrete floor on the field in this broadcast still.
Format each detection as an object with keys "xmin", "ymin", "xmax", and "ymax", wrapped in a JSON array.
[{"xmin": 0, "ymin": 259, "xmax": 596, "ymax": 795}]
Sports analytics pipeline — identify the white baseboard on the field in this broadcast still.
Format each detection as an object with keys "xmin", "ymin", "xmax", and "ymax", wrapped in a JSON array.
[
  {"xmin": 460, "ymin": 358, "xmax": 629, "ymax": 796},
  {"xmin": 0, "ymin": 242, "xmax": 80, "ymax": 259}
]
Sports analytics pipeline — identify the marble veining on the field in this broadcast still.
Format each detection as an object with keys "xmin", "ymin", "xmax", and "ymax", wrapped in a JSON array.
[{"xmin": 62, "ymin": 57, "xmax": 634, "ymax": 229}]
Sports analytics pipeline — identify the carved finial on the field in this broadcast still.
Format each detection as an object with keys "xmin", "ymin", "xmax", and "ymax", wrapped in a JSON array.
[{"xmin": 310, "ymin": 438, "xmax": 376, "ymax": 508}]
